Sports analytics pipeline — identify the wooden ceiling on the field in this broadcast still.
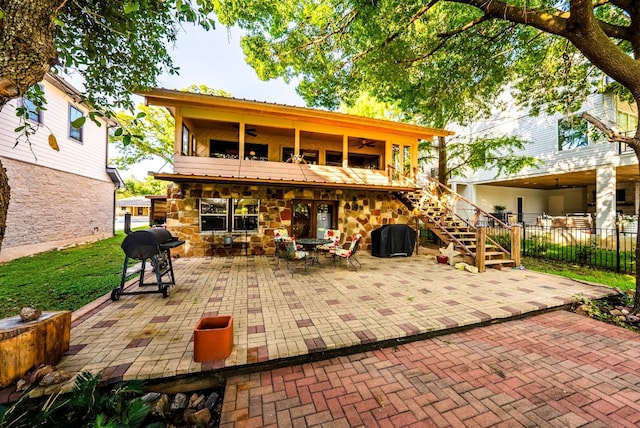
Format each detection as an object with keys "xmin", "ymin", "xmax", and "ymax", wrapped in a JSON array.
[{"xmin": 484, "ymin": 165, "xmax": 640, "ymax": 190}]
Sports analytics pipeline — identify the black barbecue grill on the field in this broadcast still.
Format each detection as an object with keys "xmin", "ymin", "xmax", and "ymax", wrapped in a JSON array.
[{"xmin": 111, "ymin": 228, "xmax": 185, "ymax": 301}]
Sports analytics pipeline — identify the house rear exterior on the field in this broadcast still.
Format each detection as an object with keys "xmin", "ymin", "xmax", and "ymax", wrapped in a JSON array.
[
  {"xmin": 0, "ymin": 74, "xmax": 122, "ymax": 262},
  {"xmin": 448, "ymin": 91, "xmax": 639, "ymax": 231},
  {"xmin": 140, "ymin": 89, "xmax": 453, "ymax": 257}
]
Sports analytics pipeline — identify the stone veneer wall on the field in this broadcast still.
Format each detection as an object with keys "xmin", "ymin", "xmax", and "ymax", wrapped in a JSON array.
[
  {"xmin": 164, "ymin": 182, "xmax": 415, "ymax": 257},
  {"xmin": 1, "ymin": 157, "xmax": 115, "ymax": 258}
]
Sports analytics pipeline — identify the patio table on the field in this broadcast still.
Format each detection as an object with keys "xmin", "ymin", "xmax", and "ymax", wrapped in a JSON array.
[{"xmin": 296, "ymin": 238, "xmax": 331, "ymax": 266}]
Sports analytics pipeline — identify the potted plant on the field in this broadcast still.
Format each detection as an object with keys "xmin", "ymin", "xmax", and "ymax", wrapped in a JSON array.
[{"xmin": 492, "ymin": 205, "xmax": 508, "ymax": 224}]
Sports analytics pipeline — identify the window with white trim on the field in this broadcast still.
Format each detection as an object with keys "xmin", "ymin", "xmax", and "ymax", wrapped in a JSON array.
[
  {"xmin": 617, "ymin": 110, "xmax": 638, "ymax": 137},
  {"xmin": 69, "ymin": 105, "xmax": 84, "ymax": 142},
  {"xmin": 558, "ymin": 115, "xmax": 588, "ymax": 150},
  {"xmin": 200, "ymin": 198, "xmax": 259, "ymax": 232},
  {"xmin": 21, "ymin": 84, "xmax": 43, "ymax": 123}
]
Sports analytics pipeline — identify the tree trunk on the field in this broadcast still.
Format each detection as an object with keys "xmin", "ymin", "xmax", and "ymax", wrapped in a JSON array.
[
  {"xmin": 0, "ymin": 0, "xmax": 63, "ymax": 106},
  {"xmin": 0, "ymin": 160, "xmax": 10, "ymax": 250},
  {"xmin": 633, "ymin": 148, "xmax": 640, "ymax": 312},
  {"xmin": 0, "ymin": 0, "xmax": 62, "ymax": 252},
  {"xmin": 437, "ymin": 136, "xmax": 448, "ymax": 187}
]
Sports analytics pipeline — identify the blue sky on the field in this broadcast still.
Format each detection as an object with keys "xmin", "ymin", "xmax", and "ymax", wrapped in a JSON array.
[
  {"xmin": 158, "ymin": 24, "xmax": 304, "ymax": 106},
  {"xmin": 123, "ymin": 24, "xmax": 305, "ymax": 178}
]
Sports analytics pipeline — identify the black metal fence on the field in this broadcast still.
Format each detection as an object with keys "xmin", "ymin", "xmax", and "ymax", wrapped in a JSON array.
[
  {"xmin": 419, "ymin": 224, "xmax": 637, "ymax": 275},
  {"xmin": 520, "ymin": 225, "xmax": 636, "ymax": 275}
]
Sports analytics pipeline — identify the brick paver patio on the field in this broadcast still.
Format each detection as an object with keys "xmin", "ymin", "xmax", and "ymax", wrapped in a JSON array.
[
  {"xmin": 3, "ymin": 251, "xmax": 635, "ymax": 426},
  {"xmin": 221, "ymin": 310, "xmax": 640, "ymax": 427}
]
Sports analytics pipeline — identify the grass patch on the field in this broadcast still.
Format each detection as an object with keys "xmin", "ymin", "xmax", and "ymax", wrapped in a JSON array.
[
  {"xmin": 0, "ymin": 233, "xmax": 128, "ymax": 319},
  {"xmin": 522, "ymin": 256, "xmax": 635, "ymax": 292}
]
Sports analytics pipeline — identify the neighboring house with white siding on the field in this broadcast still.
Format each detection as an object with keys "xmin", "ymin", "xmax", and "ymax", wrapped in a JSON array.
[
  {"xmin": 0, "ymin": 73, "xmax": 124, "ymax": 262},
  {"xmin": 447, "ymin": 90, "xmax": 638, "ymax": 230}
]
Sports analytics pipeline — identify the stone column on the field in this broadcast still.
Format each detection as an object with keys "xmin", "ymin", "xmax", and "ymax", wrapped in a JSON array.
[{"xmin": 595, "ymin": 164, "xmax": 616, "ymax": 229}]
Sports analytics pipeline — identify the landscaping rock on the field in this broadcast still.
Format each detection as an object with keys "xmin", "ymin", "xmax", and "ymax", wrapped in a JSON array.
[
  {"xmin": 189, "ymin": 392, "xmax": 205, "ymax": 410},
  {"xmin": 205, "ymin": 391, "xmax": 220, "ymax": 411},
  {"xmin": 39, "ymin": 370, "xmax": 70, "ymax": 387},
  {"xmin": 170, "ymin": 392, "xmax": 189, "ymax": 412},
  {"xmin": 19, "ymin": 307, "xmax": 42, "ymax": 322},
  {"xmin": 185, "ymin": 408, "xmax": 211, "ymax": 426},
  {"xmin": 152, "ymin": 394, "xmax": 170, "ymax": 417},
  {"xmin": 141, "ymin": 392, "xmax": 161, "ymax": 403}
]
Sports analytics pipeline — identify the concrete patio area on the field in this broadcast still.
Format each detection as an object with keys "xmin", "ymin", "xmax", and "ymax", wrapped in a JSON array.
[{"xmin": 27, "ymin": 251, "xmax": 617, "ymax": 398}]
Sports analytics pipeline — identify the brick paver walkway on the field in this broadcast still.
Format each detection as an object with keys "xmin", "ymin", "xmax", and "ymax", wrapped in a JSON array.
[
  {"xmin": 221, "ymin": 310, "xmax": 640, "ymax": 427},
  {"xmin": 1, "ymin": 251, "xmax": 626, "ymax": 424},
  {"xmin": 47, "ymin": 253, "xmax": 613, "ymax": 389}
]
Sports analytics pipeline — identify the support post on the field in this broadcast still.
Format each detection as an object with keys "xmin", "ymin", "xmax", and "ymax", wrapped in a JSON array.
[
  {"xmin": 476, "ymin": 227, "xmax": 486, "ymax": 273},
  {"xmin": 510, "ymin": 225, "xmax": 521, "ymax": 267}
]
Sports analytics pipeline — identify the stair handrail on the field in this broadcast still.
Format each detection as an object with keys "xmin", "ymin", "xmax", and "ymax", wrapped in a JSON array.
[
  {"xmin": 406, "ymin": 172, "xmax": 513, "ymax": 258},
  {"xmin": 386, "ymin": 165, "xmax": 512, "ymax": 259},
  {"xmin": 421, "ymin": 175, "xmax": 511, "ymax": 229},
  {"xmin": 417, "ymin": 186, "xmax": 513, "ymax": 258},
  {"xmin": 415, "ymin": 205, "xmax": 476, "ymax": 257},
  {"xmin": 387, "ymin": 164, "xmax": 418, "ymax": 188}
]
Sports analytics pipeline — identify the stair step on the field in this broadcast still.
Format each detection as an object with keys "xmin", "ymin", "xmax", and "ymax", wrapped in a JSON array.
[
  {"xmin": 484, "ymin": 259, "xmax": 515, "ymax": 266},
  {"xmin": 485, "ymin": 251, "xmax": 507, "ymax": 257}
]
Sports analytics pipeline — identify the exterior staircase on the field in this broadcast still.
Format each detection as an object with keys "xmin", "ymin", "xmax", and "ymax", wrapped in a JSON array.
[{"xmin": 393, "ymin": 177, "xmax": 519, "ymax": 271}]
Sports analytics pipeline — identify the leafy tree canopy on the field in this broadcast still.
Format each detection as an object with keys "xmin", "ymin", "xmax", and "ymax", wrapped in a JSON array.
[
  {"xmin": 214, "ymin": 0, "xmax": 636, "ymax": 129},
  {"xmin": 117, "ymin": 176, "xmax": 167, "ymax": 198},
  {"xmin": 1, "ymin": 0, "xmax": 216, "ymax": 111}
]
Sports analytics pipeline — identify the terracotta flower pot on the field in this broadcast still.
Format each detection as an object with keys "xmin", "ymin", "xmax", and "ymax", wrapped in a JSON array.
[{"xmin": 193, "ymin": 316, "xmax": 233, "ymax": 362}]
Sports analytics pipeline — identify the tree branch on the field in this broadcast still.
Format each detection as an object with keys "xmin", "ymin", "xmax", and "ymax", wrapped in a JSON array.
[
  {"xmin": 347, "ymin": 0, "xmax": 440, "ymax": 65},
  {"xmin": 437, "ymin": 15, "xmax": 489, "ymax": 39},
  {"xmin": 581, "ymin": 111, "xmax": 637, "ymax": 145},
  {"xmin": 449, "ymin": 0, "xmax": 630, "ymax": 41}
]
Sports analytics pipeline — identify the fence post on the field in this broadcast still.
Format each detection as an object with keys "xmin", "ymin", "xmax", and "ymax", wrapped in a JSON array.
[
  {"xmin": 510, "ymin": 225, "xmax": 521, "ymax": 267},
  {"xmin": 615, "ymin": 226, "xmax": 621, "ymax": 273},
  {"xmin": 476, "ymin": 227, "xmax": 486, "ymax": 273}
]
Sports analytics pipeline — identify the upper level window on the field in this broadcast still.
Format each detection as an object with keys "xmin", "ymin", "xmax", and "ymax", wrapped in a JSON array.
[
  {"xmin": 245, "ymin": 143, "xmax": 268, "ymax": 161},
  {"xmin": 326, "ymin": 151, "xmax": 342, "ymax": 166},
  {"xmin": 558, "ymin": 115, "xmax": 588, "ymax": 150},
  {"xmin": 617, "ymin": 111, "xmax": 638, "ymax": 137},
  {"xmin": 69, "ymin": 105, "xmax": 84, "ymax": 142},
  {"xmin": 349, "ymin": 153, "xmax": 379, "ymax": 169},
  {"xmin": 21, "ymin": 84, "xmax": 43, "ymax": 123},
  {"xmin": 210, "ymin": 140, "xmax": 239, "ymax": 159},
  {"xmin": 182, "ymin": 124, "xmax": 190, "ymax": 155}
]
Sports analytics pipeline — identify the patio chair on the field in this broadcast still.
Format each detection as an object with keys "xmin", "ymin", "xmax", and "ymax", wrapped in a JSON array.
[
  {"xmin": 273, "ymin": 228, "xmax": 290, "ymax": 264},
  {"xmin": 283, "ymin": 239, "xmax": 308, "ymax": 276},
  {"xmin": 333, "ymin": 234, "xmax": 362, "ymax": 271},
  {"xmin": 317, "ymin": 229, "xmax": 342, "ymax": 256}
]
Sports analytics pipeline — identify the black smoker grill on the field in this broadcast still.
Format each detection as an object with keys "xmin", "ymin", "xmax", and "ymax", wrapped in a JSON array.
[{"xmin": 111, "ymin": 228, "xmax": 185, "ymax": 301}]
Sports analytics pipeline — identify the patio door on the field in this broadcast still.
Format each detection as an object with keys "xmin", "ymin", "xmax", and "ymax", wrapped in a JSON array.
[{"xmin": 292, "ymin": 201, "xmax": 337, "ymax": 239}]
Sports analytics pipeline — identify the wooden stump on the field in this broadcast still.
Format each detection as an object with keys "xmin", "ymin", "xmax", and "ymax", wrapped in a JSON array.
[{"xmin": 0, "ymin": 311, "xmax": 71, "ymax": 387}]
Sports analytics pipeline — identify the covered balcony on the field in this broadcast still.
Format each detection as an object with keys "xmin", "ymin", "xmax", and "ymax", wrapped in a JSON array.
[{"xmin": 141, "ymin": 89, "xmax": 453, "ymax": 190}]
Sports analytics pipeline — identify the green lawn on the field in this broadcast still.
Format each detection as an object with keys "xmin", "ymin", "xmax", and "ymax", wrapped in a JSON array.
[
  {"xmin": 0, "ymin": 233, "xmax": 128, "ymax": 319},
  {"xmin": 522, "ymin": 256, "xmax": 635, "ymax": 292}
]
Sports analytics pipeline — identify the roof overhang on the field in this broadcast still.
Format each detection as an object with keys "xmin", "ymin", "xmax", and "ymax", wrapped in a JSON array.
[
  {"xmin": 106, "ymin": 167, "xmax": 125, "ymax": 189},
  {"xmin": 152, "ymin": 172, "xmax": 419, "ymax": 193},
  {"xmin": 137, "ymin": 88, "xmax": 454, "ymax": 141}
]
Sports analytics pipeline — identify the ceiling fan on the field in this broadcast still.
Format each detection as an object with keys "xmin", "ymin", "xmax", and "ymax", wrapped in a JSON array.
[
  {"xmin": 232, "ymin": 124, "xmax": 257, "ymax": 137},
  {"xmin": 351, "ymin": 139, "xmax": 376, "ymax": 149}
]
